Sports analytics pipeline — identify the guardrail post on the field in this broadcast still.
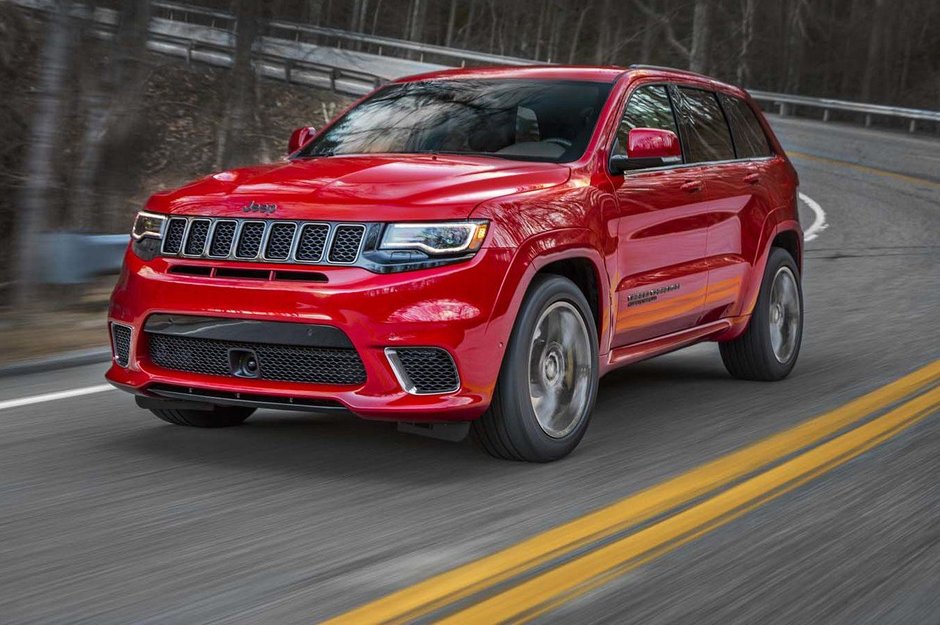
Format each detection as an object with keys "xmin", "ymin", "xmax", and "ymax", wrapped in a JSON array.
[
  {"xmin": 823, "ymin": 109, "xmax": 830, "ymax": 122},
  {"xmin": 186, "ymin": 41, "xmax": 193, "ymax": 65},
  {"xmin": 909, "ymin": 119, "xmax": 917, "ymax": 133},
  {"xmin": 284, "ymin": 60, "xmax": 292, "ymax": 83},
  {"xmin": 329, "ymin": 68, "xmax": 337, "ymax": 92},
  {"xmin": 865, "ymin": 114, "xmax": 872, "ymax": 127}
]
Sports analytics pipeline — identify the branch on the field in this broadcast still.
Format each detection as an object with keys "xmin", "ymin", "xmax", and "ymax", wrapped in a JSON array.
[{"xmin": 632, "ymin": 0, "xmax": 690, "ymax": 60}]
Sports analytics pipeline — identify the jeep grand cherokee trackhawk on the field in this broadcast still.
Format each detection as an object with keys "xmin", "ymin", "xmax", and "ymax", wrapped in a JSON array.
[{"xmin": 107, "ymin": 65, "xmax": 803, "ymax": 462}]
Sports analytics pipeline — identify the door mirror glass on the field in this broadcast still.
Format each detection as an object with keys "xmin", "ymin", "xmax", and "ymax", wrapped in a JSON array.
[
  {"xmin": 611, "ymin": 128, "xmax": 682, "ymax": 173},
  {"xmin": 288, "ymin": 126, "xmax": 317, "ymax": 154}
]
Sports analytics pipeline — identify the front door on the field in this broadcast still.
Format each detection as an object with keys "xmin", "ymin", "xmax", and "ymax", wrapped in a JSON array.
[{"xmin": 609, "ymin": 84, "xmax": 711, "ymax": 347}]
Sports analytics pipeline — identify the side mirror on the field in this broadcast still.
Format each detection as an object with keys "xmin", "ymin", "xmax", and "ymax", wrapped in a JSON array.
[
  {"xmin": 609, "ymin": 128, "xmax": 682, "ymax": 174},
  {"xmin": 288, "ymin": 126, "xmax": 317, "ymax": 154}
]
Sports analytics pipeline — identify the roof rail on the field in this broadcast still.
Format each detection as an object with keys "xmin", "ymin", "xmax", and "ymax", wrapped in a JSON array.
[{"xmin": 628, "ymin": 64, "xmax": 713, "ymax": 79}]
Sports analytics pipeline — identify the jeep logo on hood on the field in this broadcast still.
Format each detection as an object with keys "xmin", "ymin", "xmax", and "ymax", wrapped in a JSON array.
[{"xmin": 241, "ymin": 201, "xmax": 277, "ymax": 214}]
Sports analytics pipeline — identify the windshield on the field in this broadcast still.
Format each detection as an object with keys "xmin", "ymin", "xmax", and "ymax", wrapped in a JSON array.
[{"xmin": 298, "ymin": 79, "xmax": 614, "ymax": 163}]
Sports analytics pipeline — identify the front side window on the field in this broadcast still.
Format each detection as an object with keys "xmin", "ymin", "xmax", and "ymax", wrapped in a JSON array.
[
  {"xmin": 718, "ymin": 93, "xmax": 773, "ymax": 159},
  {"xmin": 675, "ymin": 87, "xmax": 735, "ymax": 163},
  {"xmin": 298, "ymin": 79, "xmax": 614, "ymax": 163},
  {"xmin": 613, "ymin": 85, "xmax": 680, "ymax": 157}
]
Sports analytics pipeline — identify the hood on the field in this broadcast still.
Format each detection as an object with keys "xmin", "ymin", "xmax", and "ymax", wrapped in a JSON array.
[{"xmin": 145, "ymin": 154, "xmax": 571, "ymax": 221}]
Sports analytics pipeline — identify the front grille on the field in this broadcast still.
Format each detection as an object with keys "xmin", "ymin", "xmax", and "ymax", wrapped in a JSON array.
[
  {"xmin": 387, "ymin": 348, "xmax": 459, "ymax": 394},
  {"xmin": 329, "ymin": 225, "xmax": 366, "ymax": 263},
  {"xmin": 111, "ymin": 323, "xmax": 132, "ymax": 367},
  {"xmin": 184, "ymin": 219, "xmax": 210, "ymax": 255},
  {"xmin": 208, "ymin": 220, "xmax": 237, "ymax": 257},
  {"xmin": 162, "ymin": 217, "xmax": 369, "ymax": 266},
  {"xmin": 264, "ymin": 223, "xmax": 296, "ymax": 260},
  {"xmin": 163, "ymin": 219, "xmax": 187, "ymax": 254},
  {"xmin": 147, "ymin": 333, "xmax": 366, "ymax": 386},
  {"xmin": 236, "ymin": 221, "xmax": 266, "ymax": 258},
  {"xmin": 296, "ymin": 223, "xmax": 329, "ymax": 261}
]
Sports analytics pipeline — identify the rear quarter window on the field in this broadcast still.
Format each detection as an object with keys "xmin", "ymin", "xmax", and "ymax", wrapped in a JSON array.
[
  {"xmin": 719, "ymin": 93, "xmax": 774, "ymax": 159},
  {"xmin": 675, "ymin": 87, "xmax": 735, "ymax": 163}
]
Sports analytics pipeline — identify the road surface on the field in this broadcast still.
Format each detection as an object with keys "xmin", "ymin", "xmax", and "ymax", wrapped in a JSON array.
[{"xmin": 1, "ymin": 116, "xmax": 938, "ymax": 624}]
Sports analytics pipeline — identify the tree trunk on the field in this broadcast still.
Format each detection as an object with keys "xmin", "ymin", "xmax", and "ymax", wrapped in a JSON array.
[
  {"xmin": 567, "ymin": 6, "xmax": 588, "ymax": 64},
  {"xmin": 689, "ymin": 0, "xmax": 712, "ymax": 73},
  {"xmin": 736, "ymin": 0, "xmax": 756, "ymax": 86},
  {"xmin": 14, "ymin": 1, "xmax": 75, "ymax": 307},
  {"xmin": 444, "ymin": 0, "xmax": 457, "ymax": 47},
  {"xmin": 218, "ymin": 0, "xmax": 260, "ymax": 170}
]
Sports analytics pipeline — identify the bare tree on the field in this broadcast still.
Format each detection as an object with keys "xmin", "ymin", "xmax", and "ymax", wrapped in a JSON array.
[
  {"xmin": 14, "ymin": 1, "xmax": 75, "ymax": 307},
  {"xmin": 217, "ymin": 0, "xmax": 261, "ymax": 170}
]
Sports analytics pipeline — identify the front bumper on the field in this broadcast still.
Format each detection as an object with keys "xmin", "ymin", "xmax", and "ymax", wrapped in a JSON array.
[{"xmin": 106, "ymin": 247, "xmax": 516, "ymax": 421}]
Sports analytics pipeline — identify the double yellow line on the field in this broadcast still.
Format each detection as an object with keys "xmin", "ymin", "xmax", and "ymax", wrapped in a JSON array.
[{"xmin": 323, "ymin": 360, "xmax": 940, "ymax": 625}]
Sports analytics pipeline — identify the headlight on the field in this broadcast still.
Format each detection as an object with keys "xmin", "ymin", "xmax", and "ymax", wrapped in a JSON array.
[
  {"xmin": 380, "ymin": 221, "xmax": 488, "ymax": 255},
  {"xmin": 131, "ymin": 211, "xmax": 166, "ymax": 240}
]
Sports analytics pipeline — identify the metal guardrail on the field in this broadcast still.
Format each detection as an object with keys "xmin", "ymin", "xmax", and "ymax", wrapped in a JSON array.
[{"xmin": 749, "ymin": 91, "xmax": 940, "ymax": 133}]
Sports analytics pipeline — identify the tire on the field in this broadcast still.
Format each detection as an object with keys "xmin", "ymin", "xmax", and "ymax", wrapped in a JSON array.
[
  {"xmin": 720, "ymin": 247, "xmax": 803, "ymax": 381},
  {"xmin": 474, "ymin": 274, "xmax": 599, "ymax": 462},
  {"xmin": 150, "ymin": 405, "xmax": 255, "ymax": 428}
]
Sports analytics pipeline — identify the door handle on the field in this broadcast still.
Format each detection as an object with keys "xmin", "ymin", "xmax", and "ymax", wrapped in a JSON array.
[
  {"xmin": 680, "ymin": 180, "xmax": 703, "ymax": 193},
  {"xmin": 744, "ymin": 173, "xmax": 760, "ymax": 185}
]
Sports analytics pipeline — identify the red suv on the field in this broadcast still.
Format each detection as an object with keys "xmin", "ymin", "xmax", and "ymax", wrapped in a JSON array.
[{"xmin": 108, "ymin": 65, "xmax": 803, "ymax": 462}]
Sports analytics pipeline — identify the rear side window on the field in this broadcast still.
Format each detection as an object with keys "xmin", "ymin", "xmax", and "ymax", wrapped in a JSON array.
[
  {"xmin": 613, "ymin": 85, "xmax": 680, "ymax": 157},
  {"xmin": 675, "ymin": 87, "xmax": 735, "ymax": 163},
  {"xmin": 718, "ymin": 93, "xmax": 773, "ymax": 159}
]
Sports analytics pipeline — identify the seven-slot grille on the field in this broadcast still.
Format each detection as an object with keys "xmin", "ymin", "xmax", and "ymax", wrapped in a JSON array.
[{"xmin": 161, "ymin": 217, "xmax": 366, "ymax": 265}]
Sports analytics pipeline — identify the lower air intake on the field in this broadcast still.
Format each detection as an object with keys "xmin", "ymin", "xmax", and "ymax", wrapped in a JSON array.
[
  {"xmin": 147, "ymin": 334, "xmax": 366, "ymax": 386},
  {"xmin": 386, "ymin": 347, "xmax": 460, "ymax": 394}
]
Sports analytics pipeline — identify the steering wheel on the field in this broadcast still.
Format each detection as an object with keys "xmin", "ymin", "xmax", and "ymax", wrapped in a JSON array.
[{"xmin": 543, "ymin": 137, "xmax": 573, "ymax": 149}]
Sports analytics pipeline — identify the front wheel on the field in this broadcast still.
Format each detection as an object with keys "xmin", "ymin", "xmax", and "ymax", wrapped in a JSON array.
[
  {"xmin": 474, "ymin": 274, "xmax": 599, "ymax": 462},
  {"xmin": 720, "ymin": 247, "xmax": 803, "ymax": 381}
]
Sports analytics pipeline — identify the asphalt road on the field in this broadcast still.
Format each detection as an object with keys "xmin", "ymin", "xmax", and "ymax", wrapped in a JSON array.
[{"xmin": 1, "ymin": 117, "xmax": 938, "ymax": 624}]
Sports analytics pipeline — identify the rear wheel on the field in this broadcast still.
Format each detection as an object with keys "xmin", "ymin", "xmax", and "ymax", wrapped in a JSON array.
[
  {"xmin": 474, "ymin": 274, "xmax": 599, "ymax": 462},
  {"xmin": 720, "ymin": 247, "xmax": 803, "ymax": 381},
  {"xmin": 150, "ymin": 405, "xmax": 255, "ymax": 428}
]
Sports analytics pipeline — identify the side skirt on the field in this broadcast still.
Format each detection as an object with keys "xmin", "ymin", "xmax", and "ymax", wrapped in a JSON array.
[{"xmin": 601, "ymin": 319, "xmax": 733, "ymax": 376}]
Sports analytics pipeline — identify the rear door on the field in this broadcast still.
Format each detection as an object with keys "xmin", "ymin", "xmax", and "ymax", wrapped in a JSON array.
[
  {"xmin": 701, "ymin": 91, "xmax": 779, "ymax": 321},
  {"xmin": 609, "ymin": 84, "xmax": 711, "ymax": 347}
]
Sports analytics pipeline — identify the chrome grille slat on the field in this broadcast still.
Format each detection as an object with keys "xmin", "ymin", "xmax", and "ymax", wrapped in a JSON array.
[{"xmin": 164, "ymin": 217, "xmax": 369, "ymax": 265}]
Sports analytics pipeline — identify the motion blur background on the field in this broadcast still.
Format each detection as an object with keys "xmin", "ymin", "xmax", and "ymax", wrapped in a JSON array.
[{"xmin": 0, "ymin": 0, "xmax": 938, "ymax": 363}]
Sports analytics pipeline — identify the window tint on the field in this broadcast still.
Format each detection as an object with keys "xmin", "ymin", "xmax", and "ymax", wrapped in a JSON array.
[
  {"xmin": 613, "ymin": 85, "xmax": 680, "ymax": 157},
  {"xmin": 675, "ymin": 87, "xmax": 735, "ymax": 163},
  {"xmin": 718, "ymin": 93, "xmax": 773, "ymax": 159},
  {"xmin": 300, "ymin": 79, "xmax": 613, "ymax": 163}
]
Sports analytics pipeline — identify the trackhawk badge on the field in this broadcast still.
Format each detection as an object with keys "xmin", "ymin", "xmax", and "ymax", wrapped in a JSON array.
[
  {"xmin": 241, "ymin": 201, "xmax": 277, "ymax": 214},
  {"xmin": 628, "ymin": 283, "xmax": 680, "ymax": 307}
]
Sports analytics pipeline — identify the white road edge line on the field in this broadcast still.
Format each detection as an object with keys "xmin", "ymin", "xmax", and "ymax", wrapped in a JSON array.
[
  {"xmin": 0, "ymin": 384, "xmax": 115, "ymax": 411},
  {"xmin": 799, "ymin": 192, "xmax": 827, "ymax": 242}
]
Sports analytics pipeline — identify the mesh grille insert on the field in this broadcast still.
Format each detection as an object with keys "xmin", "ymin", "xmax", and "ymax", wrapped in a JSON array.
[
  {"xmin": 265, "ymin": 223, "xmax": 296, "ymax": 260},
  {"xmin": 147, "ymin": 333, "xmax": 366, "ymax": 386},
  {"xmin": 296, "ymin": 223, "xmax": 330, "ymax": 261},
  {"xmin": 329, "ymin": 225, "xmax": 365, "ymax": 263},
  {"xmin": 236, "ymin": 222, "xmax": 266, "ymax": 258},
  {"xmin": 209, "ymin": 220, "xmax": 237, "ymax": 257},
  {"xmin": 392, "ymin": 348, "xmax": 459, "ymax": 394},
  {"xmin": 163, "ymin": 219, "xmax": 187, "ymax": 255},
  {"xmin": 184, "ymin": 219, "xmax": 210, "ymax": 255},
  {"xmin": 111, "ymin": 323, "xmax": 132, "ymax": 367}
]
